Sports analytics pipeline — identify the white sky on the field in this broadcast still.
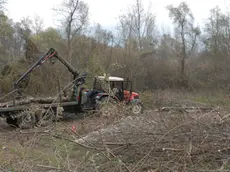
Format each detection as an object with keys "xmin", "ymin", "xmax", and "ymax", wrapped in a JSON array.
[{"xmin": 5, "ymin": 0, "xmax": 230, "ymax": 32}]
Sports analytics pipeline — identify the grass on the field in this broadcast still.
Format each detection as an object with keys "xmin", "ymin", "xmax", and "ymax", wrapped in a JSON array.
[
  {"xmin": 191, "ymin": 90, "xmax": 230, "ymax": 107},
  {"xmin": 140, "ymin": 88, "xmax": 230, "ymax": 109},
  {"xmin": 0, "ymin": 133, "xmax": 95, "ymax": 171},
  {"xmin": 0, "ymin": 111, "xmax": 123, "ymax": 171}
]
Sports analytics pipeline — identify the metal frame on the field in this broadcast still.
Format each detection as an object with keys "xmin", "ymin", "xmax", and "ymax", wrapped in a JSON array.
[{"xmin": 93, "ymin": 77, "xmax": 133, "ymax": 102}]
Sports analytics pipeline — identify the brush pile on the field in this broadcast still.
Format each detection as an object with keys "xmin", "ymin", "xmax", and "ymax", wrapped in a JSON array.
[{"xmin": 75, "ymin": 106, "xmax": 230, "ymax": 172}]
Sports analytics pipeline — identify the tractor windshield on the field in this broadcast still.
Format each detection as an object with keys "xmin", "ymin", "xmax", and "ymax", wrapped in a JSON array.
[
  {"xmin": 110, "ymin": 81, "xmax": 123, "ymax": 90},
  {"xmin": 93, "ymin": 78, "xmax": 105, "ymax": 92}
]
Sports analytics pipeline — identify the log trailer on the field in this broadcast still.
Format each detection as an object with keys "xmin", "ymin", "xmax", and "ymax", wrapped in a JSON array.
[{"xmin": 0, "ymin": 48, "xmax": 144, "ymax": 129}]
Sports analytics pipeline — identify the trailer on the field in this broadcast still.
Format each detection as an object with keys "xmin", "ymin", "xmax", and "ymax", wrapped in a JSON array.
[{"xmin": 0, "ymin": 48, "xmax": 87, "ymax": 129}]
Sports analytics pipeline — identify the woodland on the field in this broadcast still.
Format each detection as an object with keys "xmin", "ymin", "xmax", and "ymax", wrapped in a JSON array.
[{"xmin": 0, "ymin": 0, "xmax": 229, "ymax": 95}]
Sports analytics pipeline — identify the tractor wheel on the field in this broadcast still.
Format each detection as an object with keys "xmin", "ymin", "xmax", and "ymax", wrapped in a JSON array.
[
  {"xmin": 16, "ymin": 110, "xmax": 36, "ymax": 129},
  {"xmin": 36, "ymin": 108, "xmax": 55, "ymax": 127},
  {"xmin": 6, "ymin": 117, "xmax": 18, "ymax": 127},
  {"xmin": 131, "ymin": 104, "xmax": 144, "ymax": 115}
]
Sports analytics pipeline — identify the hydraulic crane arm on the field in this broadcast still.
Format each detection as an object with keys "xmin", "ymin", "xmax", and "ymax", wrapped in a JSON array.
[{"xmin": 14, "ymin": 48, "xmax": 79, "ymax": 89}]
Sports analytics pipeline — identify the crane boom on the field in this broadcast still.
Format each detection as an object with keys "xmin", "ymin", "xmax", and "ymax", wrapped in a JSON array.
[{"xmin": 14, "ymin": 48, "xmax": 79, "ymax": 89}]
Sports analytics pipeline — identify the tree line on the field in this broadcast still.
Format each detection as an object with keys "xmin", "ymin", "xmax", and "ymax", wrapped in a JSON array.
[{"xmin": 0, "ymin": 0, "xmax": 230, "ymax": 95}]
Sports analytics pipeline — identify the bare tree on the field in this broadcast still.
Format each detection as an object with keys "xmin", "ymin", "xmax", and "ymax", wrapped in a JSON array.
[
  {"xmin": 54, "ymin": 0, "xmax": 89, "ymax": 64},
  {"xmin": 32, "ymin": 15, "xmax": 44, "ymax": 46},
  {"xmin": 202, "ymin": 6, "xmax": 230, "ymax": 57},
  {"xmin": 167, "ymin": 1, "xmax": 200, "ymax": 87},
  {"xmin": 93, "ymin": 24, "xmax": 114, "ymax": 72},
  {"xmin": 116, "ymin": 0, "xmax": 157, "ymax": 88},
  {"xmin": 15, "ymin": 17, "xmax": 40, "ymax": 62},
  {"xmin": 158, "ymin": 34, "xmax": 181, "ymax": 59},
  {"xmin": 117, "ymin": 0, "xmax": 157, "ymax": 51},
  {"xmin": 18, "ymin": 17, "xmax": 33, "ymax": 39},
  {"xmin": 0, "ymin": 0, "xmax": 6, "ymax": 11}
]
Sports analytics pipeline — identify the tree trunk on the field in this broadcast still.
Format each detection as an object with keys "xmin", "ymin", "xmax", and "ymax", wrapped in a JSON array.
[{"xmin": 180, "ymin": 24, "xmax": 188, "ymax": 88}]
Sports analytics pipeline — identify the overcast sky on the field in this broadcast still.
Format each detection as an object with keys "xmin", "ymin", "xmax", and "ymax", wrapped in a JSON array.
[{"xmin": 5, "ymin": 0, "xmax": 230, "ymax": 33}]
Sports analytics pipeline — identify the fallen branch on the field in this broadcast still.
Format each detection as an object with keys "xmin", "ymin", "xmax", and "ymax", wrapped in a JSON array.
[
  {"xmin": 62, "ymin": 123, "xmax": 132, "ymax": 171},
  {"xmin": 36, "ymin": 164, "xmax": 61, "ymax": 170},
  {"xmin": 131, "ymin": 121, "xmax": 193, "ymax": 172},
  {"xmin": 106, "ymin": 148, "xmax": 132, "ymax": 172},
  {"xmin": 104, "ymin": 142, "xmax": 133, "ymax": 146},
  {"xmin": 18, "ymin": 130, "xmax": 51, "ymax": 135},
  {"xmin": 160, "ymin": 106, "xmax": 216, "ymax": 112},
  {"xmin": 52, "ymin": 134, "xmax": 104, "ymax": 150},
  {"xmin": 162, "ymin": 147, "xmax": 185, "ymax": 152}
]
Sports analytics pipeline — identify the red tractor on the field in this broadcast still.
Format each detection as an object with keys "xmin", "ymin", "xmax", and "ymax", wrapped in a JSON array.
[{"xmin": 81, "ymin": 75, "xmax": 144, "ymax": 114}]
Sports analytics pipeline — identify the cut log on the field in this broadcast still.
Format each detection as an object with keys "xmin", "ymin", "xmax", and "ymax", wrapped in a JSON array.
[{"xmin": 1, "ymin": 96, "xmax": 72, "ymax": 107}]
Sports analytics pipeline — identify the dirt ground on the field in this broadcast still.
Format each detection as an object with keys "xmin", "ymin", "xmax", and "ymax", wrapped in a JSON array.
[
  {"xmin": 1, "ymin": 90, "xmax": 230, "ymax": 172},
  {"xmin": 0, "ymin": 113, "xmax": 90, "ymax": 171},
  {"xmin": 0, "ymin": 110, "xmax": 132, "ymax": 172},
  {"xmin": 0, "ymin": 109, "xmax": 228, "ymax": 172}
]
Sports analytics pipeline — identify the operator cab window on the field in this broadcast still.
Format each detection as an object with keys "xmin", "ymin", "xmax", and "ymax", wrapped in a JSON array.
[
  {"xmin": 93, "ymin": 78, "xmax": 105, "ymax": 92},
  {"xmin": 110, "ymin": 81, "xmax": 123, "ymax": 90}
]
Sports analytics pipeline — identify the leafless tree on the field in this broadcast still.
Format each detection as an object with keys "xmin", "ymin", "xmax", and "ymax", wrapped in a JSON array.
[
  {"xmin": 116, "ymin": 0, "xmax": 157, "ymax": 88},
  {"xmin": 32, "ymin": 15, "xmax": 44, "ymax": 46},
  {"xmin": 202, "ymin": 6, "xmax": 230, "ymax": 57},
  {"xmin": 167, "ymin": 1, "xmax": 200, "ymax": 87},
  {"xmin": 0, "ymin": 0, "xmax": 6, "ymax": 11},
  {"xmin": 117, "ymin": 0, "xmax": 157, "ymax": 51},
  {"xmin": 93, "ymin": 24, "xmax": 114, "ymax": 72},
  {"xmin": 54, "ymin": 0, "xmax": 89, "ymax": 64}
]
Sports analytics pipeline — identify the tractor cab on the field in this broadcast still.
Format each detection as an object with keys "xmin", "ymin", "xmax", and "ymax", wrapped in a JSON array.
[
  {"xmin": 82, "ymin": 75, "xmax": 143, "ymax": 114},
  {"xmin": 91, "ymin": 76, "xmax": 141, "ymax": 103},
  {"xmin": 94, "ymin": 76, "xmax": 125, "ymax": 101}
]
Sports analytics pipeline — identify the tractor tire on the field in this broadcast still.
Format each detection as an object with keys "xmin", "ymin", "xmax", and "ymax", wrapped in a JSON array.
[
  {"xmin": 131, "ymin": 103, "xmax": 144, "ymax": 115},
  {"xmin": 35, "ymin": 108, "xmax": 55, "ymax": 127},
  {"xmin": 16, "ymin": 110, "xmax": 36, "ymax": 129},
  {"xmin": 6, "ymin": 117, "xmax": 18, "ymax": 127}
]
